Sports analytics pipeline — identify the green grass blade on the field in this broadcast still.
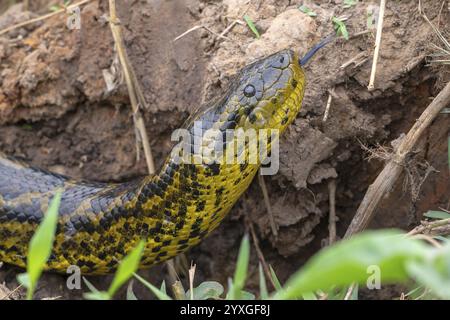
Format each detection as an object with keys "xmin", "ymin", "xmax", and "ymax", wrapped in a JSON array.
[
  {"xmin": 269, "ymin": 265, "xmax": 282, "ymax": 291},
  {"xmin": 343, "ymin": 0, "xmax": 358, "ymax": 9},
  {"xmin": 160, "ymin": 280, "xmax": 167, "ymax": 294},
  {"xmin": 108, "ymin": 240, "xmax": 145, "ymax": 297},
  {"xmin": 298, "ymin": 5, "xmax": 317, "ymax": 17},
  {"xmin": 406, "ymin": 245, "xmax": 450, "ymax": 299},
  {"xmin": 258, "ymin": 263, "xmax": 268, "ymax": 300},
  {"xmin": 127, "ymin": 280, "xmax": 138, "ymax": 300},
  {"xmin": 348, "ymin": 284, "xmax": 359, "ymax": 300},
  {"xmin": 82, "ymin": 277, "xmax": 110, "ymax": 300},
  {"xmin": 186, "ymin": 281, "xmax": 224, "ymax": 300},
  {"xmin": 225, "ymin": 278, "xmax": 233, "ymax": 300},
  {"xmin": 230, "ymin": 235, "xmax": 250, "ymax": 299},
  {"xmin": 133, "ymin": 273, "xmax": 172, "ymax": 300},
  {"xmin": 332, "ymin": 17, "xmax": 349, "ymax": 40},
  {"xmin": 83, "ymin": 277, "xmax": 100, "ymax": 294},
  {"xmin": 20, "ymin": 192, "xmax": 61, "ymax": 300},
  {"xmin": 243, "ymin": 15, "xmax": 260, "ymax": 39}
]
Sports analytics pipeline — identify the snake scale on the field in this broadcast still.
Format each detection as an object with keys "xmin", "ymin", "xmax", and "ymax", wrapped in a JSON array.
[{"xmin": 0, "ymin": 40, "xmax": 329, "ymax": 274}]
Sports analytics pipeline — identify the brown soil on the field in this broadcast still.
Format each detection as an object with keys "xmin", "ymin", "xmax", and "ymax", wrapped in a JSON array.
[{"xmin": 0, "ymin": 0, "xmax": 448, "ymax": 299}]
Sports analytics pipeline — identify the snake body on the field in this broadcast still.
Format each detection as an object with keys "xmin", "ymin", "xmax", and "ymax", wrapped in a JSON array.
[{"xmin": 0, "ymin": 49, "xmax": 305, "ymax": 274}]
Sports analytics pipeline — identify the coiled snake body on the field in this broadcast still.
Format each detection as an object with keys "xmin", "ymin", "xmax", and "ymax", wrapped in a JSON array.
[{"xmin": 0, "ymin": 50, "xmax": 305, "ymax": 274}]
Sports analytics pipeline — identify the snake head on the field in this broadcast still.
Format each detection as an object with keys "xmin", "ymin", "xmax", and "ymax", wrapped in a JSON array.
[
  {"xmin": 220, "ymin": 36, "xmax": 333, "ymax": 132},
  {"xmin": 225, "ymin": 49, "xmax": 305, "ymax": 132}
]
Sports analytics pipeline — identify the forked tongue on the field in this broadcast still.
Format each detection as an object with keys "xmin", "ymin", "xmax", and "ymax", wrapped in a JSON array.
[{"xmin": 299, "ymin": 35, "xmax": 334, "ymax": 66}]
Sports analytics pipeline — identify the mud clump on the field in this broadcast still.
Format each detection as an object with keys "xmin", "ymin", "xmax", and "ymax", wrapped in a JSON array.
[{"xmin": 0, "ymin": 0, "xmax": 449, "ymax": 299}]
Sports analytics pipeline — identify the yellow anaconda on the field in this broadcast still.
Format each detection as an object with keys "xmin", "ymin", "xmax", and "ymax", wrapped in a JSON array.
[{"xmin": 0, "ymin": 41, "xmax": 329, "ymax": 274}]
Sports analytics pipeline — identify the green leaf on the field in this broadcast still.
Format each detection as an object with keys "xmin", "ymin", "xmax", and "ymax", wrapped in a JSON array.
[
  {"xmin": 240, "ymin": 290, "xmax": 256, "ymax": 300},
  {"xmin": 424, "ymin": 210, "xmax": 450, "ymax": 220},
  {"xmin": 274, "ymin": 230, "xmax": 428, "ymax": 299},
  {"xmin": 17, "ymin": 273, "xmax": 30, "ymax": 289},
  {"xmin": 23, "ymin": 192, "xmax": 61, "ymax": 300},
  {"xmin": 298, "ymin": 5, "xmax": 317, "ymax": 17},
  {"xmin": 185, "ymin": 281, "xmax": 224, "ymax": 300},
  {"xmin": 258, "ymin": 264, "xmax": 268, "ymax": 299},
  {"xmin": 332, "ymin": 17, "xmax": 349, "ymax": 40},
  {"xmin": 230, "ymin": 235, "xmax": 250, "ymax": 299},
  {"xmin": 108, "ymin": 240, "xmax": 145, "ymax": 297},
  {"xmin": 343, "ymin": 0, "xmax": 358, "ymax": 9},
  {"xmin": 243, "ymin": 15, "xmax": 260, "ymax": 39},
  {"xmin": 126, "ymin": 280, "xmax": 138, "ymax": 300},
  {"xmin": 133, "ymin": 273, "xmax": 172, "ymax": 300},
  {"xmin": 406, "ymin": 245, "xmax": 450, "ymax": 299}
]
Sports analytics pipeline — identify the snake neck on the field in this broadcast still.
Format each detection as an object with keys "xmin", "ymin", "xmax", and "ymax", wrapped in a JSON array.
[{"xmin": 128, "ymin": 158, "xmax": 259, "ymax": 268}]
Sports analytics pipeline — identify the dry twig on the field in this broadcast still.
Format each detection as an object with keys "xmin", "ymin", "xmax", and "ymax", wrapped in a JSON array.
[
  {"xmin": 246, "ymin": 219, "xmax": 276, "ymax": 290},
  {"xmin": 257, "ymin": 172, "xmax": 278, "ymax": 237},
  {"xmin": 339, "ymin": 52, "xmax": 369, "ymax": 70},
  {"xmin": 408, "ymin": 217, "xmax": 450, "ymax": 237},
  {"xmin": 322, "ymin": 90, "xmax": 334, "ymax": 122},
  {"xmin": 0, "ymin": 284, "xmax": 22, "ymax": 300},
  {"xmin": 108, "ymin": 0, "xmax": 155, "ymax": 174}
]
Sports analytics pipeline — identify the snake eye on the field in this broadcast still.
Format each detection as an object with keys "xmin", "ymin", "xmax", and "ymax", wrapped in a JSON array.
[{"xmin": 243, "ymin": 84, "xmax": 256, "ymax": 97}]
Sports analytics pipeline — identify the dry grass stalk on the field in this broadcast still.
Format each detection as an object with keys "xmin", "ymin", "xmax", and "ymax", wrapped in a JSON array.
[
  {"xmin": 108, "ymin": 0, "xmax": 155, "ymax": 174},
  {"xmin": 257, "ymin": 172, "xmax": 278, "ymax": 237},
  {"xmin": 367, "ymin": 0, "xmax": 387, "ymax": 91}
]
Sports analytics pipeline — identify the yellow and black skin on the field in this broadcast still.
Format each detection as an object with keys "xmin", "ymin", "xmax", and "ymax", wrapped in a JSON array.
[{"xmin": 0, "ymin": 49, "xmax": 305, "ymax": 274}]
